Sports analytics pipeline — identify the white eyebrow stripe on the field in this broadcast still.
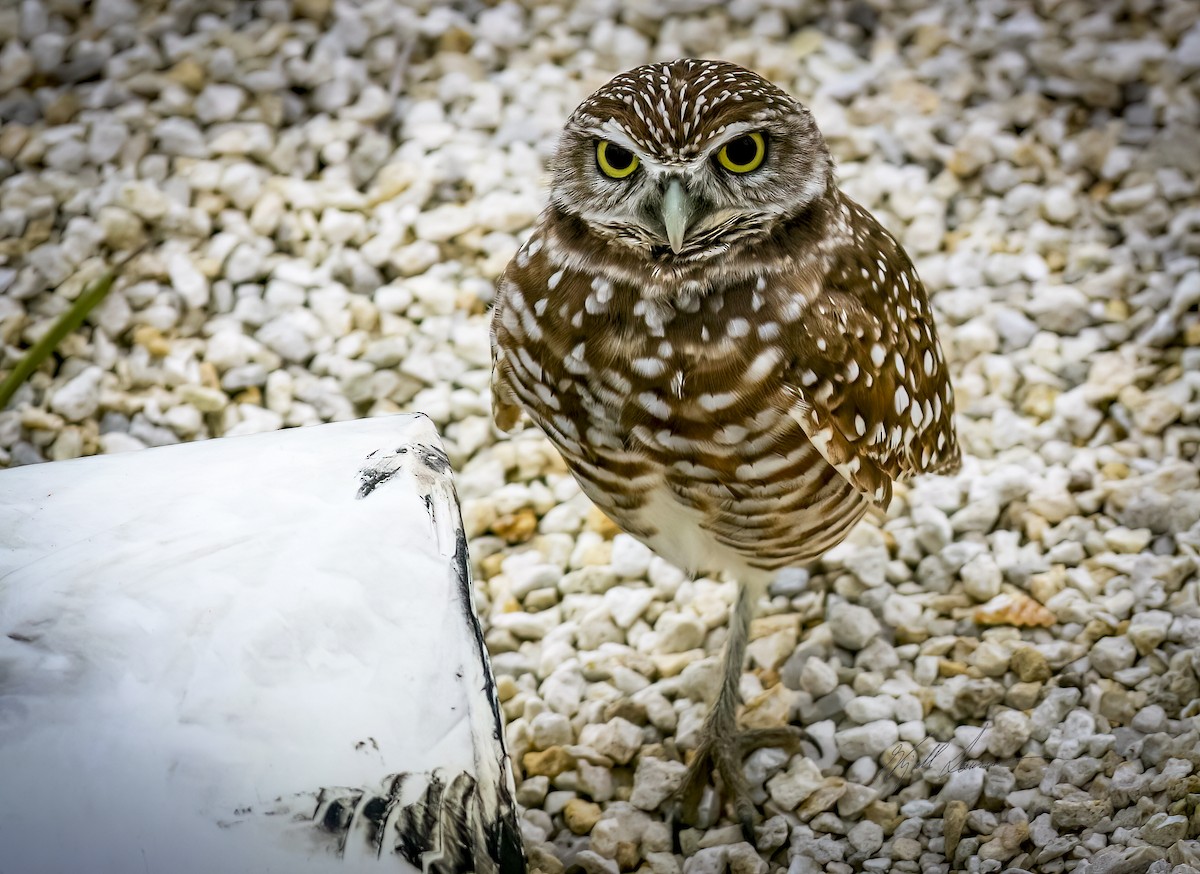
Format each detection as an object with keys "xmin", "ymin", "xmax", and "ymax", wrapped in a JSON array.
[
  {"xmin": 583, "ymin": 125, "xmax": 684, "ymax": 173},
  {"xmin": 698, "ymin": 121, "xmax": 763, "ymax": 158},
  {"xmin": 589, "ymin": 121, "xmax": 643, "ymax": 154}
]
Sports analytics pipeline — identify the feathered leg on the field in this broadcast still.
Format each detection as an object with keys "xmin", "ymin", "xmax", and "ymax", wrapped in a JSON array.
[{"xmin": 672, "ymin": 584, "xmax": 804, "ymax": 840}]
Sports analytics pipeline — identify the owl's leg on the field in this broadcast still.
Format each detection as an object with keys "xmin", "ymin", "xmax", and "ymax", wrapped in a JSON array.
[{"xmin": 671, "ymin": 584, "xmax": 804, "ymax": 841}]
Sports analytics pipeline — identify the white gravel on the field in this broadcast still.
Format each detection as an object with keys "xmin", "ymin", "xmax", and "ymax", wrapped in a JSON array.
[{"xmin": 2, "ymin": 0, "xmax": 1200, "ymax": 872}]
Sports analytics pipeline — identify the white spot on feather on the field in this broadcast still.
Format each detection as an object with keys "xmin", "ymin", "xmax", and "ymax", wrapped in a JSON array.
[
  {"xmin": 632, "ymin": 357, "xmax": 666, "ymax": 378},
  {"xmin": 744, "ymin": 348, "xmax": 782, "ymax": 383},
  {"xmin": 638, "ymin": 392, "xmax": 671, "ymax": 419},
  {"xmin": 698, "ymin": 392, "xmax": 738, "ymax": 411}
]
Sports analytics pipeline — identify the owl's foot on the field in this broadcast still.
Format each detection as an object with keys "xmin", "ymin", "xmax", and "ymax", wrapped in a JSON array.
[{"xmin": 670, "ymin": 724, "xmax": 805, "ymax": 842}]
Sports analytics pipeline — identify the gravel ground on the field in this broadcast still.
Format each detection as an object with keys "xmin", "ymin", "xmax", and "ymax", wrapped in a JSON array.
[{"xmin": 2, "ymin": 1, "xmax": 1200, "ymax": 872}]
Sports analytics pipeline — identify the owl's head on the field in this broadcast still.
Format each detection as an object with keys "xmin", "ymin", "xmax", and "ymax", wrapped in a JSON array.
[{"xmin": 550, "ymin": 59, "xmax": 833, "ymax": 262}]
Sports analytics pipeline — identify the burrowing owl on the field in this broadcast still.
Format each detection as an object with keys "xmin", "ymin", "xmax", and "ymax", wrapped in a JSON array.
[{"xmin": 491, "ymin": 59, "xmax": 960, "ymax": 832}]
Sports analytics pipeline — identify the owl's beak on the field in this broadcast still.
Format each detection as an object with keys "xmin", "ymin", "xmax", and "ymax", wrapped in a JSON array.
[{"xmin": 661, "ymin": 178, "xmax": 693, "ymax": 254}]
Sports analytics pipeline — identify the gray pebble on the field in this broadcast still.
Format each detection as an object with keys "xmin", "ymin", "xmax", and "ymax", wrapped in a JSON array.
[
  {"xmin": 826, "ymin": 602, "xmax": 882, "ymax": 651},
  {"xmin": 847, "ymin": 821, "xmax": 883, "ymax": 855}
]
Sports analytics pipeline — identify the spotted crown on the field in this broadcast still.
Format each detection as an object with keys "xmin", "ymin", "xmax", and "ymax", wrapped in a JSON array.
[{"xmin": 570, "ymin": 59, "xmax": 800, "ymax": 163}]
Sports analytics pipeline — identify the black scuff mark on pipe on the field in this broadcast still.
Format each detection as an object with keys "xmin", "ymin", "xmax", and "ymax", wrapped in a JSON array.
[
  {"xmin": 356, "ymin": 443, "xmax": 448, "ymax": 500},
  {"xmin": 451, "ymin": 525, "xmax": 498, "ymax": 738},
  {"xmin": 356, "ymin": 446, "xmax": 407, "ymax": 499},
  {"xmin": 415, "ymin": 443, "xmax": 450, "ymax": 474},
  {"xmin": 395, "ymin": 771, "xmax": 444, "ymax": 867}
]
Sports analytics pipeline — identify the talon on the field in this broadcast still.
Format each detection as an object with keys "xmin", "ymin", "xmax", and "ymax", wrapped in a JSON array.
[
  {"xmin": 667, "ymin": 724, "xmax": 806, "ymax": 842},
  {"xmin": 737, "ymin": 808, "xmax": 756, "ymax": 844},
  {"xmin": 667, "ymin": 792, "xmax": 700, "ymax": 854},
  {"xmin": 670, "ymin": 811, "xmax": 684, "ymax": 855}
]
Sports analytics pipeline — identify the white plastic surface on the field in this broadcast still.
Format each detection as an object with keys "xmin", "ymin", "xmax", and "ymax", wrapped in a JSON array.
[{"xmin": 0, "ymin": 414, "xmax": 521, "ymax": 874}]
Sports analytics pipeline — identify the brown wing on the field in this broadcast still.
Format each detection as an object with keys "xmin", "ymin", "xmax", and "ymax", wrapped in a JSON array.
[
  {"xmin": 784, "ymin": 197, "xmax": 960, "ymax": 508},
  {"xmin": 489, "ymin": 285, "xmax": 524, "ymax": 433}
]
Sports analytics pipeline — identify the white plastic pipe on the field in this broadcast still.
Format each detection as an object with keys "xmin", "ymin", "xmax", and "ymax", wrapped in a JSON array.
[{"xmin": 0, "ymin": 414, "xmax": 524, "ymax": 874}]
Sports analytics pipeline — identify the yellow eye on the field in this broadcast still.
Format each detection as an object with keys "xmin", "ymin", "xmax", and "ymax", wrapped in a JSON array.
[
  {"xmin": 717, "ymin": 132, "xmax": 766, "ymax": 173},
  {"xmin": 596, "ymin": 140, "xmax": 639, "ymax": 178}
]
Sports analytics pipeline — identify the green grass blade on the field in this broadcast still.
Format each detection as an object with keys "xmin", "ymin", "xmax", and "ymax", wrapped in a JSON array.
[{"xmin": 0, "ymin": 246, "xmax": 145, "ymax": 410}]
